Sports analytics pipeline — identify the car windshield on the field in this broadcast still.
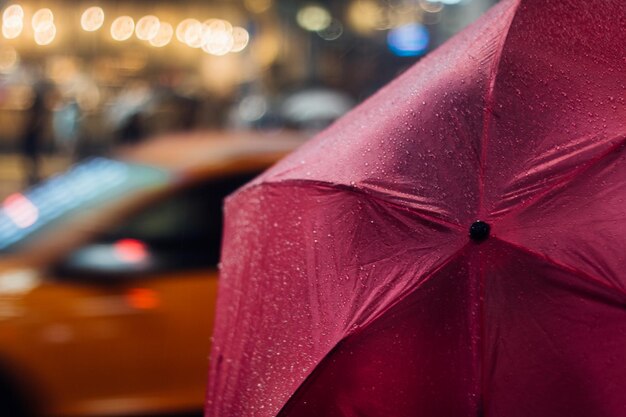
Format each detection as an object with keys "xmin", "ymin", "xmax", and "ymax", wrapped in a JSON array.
[{"xmin": 0, "ymin": 157, "xmax": 170, "ymax": 252}]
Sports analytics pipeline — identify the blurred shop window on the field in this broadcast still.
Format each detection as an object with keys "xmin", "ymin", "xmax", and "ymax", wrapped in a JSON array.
[{"xmin": 100, "ymin": 171, "xmax": 260, "ymax": 270}]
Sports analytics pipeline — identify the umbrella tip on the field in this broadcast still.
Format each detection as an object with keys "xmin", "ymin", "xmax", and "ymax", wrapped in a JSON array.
[{"xmin": 469, "ymin": 220, "xmax": 490, "ymax": 242}]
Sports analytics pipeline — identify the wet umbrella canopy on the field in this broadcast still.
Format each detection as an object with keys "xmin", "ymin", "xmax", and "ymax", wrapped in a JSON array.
[{"xmin": 206, "ymin": 0, "xmax": 626, "ymax": 416}]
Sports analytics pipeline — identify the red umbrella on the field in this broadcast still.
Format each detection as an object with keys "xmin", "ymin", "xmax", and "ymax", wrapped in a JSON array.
[{"xmin": 206, "ymin": 0, "xmax": 626, "ymax": 415}]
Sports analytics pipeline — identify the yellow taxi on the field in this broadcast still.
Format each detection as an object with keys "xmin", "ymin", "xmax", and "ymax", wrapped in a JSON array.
[{"xmin": 0, "ymin": 131, "xmax": 302, "ymax": 417}]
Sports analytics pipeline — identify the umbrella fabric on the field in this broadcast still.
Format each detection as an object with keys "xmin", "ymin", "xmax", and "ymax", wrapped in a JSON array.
[{"xmin": 206, "ymin": 0, "xmax": 626, "ymax": 416}]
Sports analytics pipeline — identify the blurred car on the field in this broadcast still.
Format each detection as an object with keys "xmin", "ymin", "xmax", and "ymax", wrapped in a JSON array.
[
  {"xmin": 0, "ymin": 131, "xmax": 303, "ymax": 417},
  {"xmin": 228, "ymin": 87, "xmax": 355, "ymax": 133}
]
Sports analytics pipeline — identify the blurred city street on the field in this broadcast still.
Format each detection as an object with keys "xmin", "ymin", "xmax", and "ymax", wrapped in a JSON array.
[{"xmin": 0, "ymin": 0, "xmax": 501, "ymax": 416}]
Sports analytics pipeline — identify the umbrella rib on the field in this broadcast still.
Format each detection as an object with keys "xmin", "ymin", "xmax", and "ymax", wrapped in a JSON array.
[
  {"xmin": 496, "ymin": 134, "xmax": 626, "ymax": 221},
  {"xmin": 478, "ymin": 0, "xmax": 522, "ymax": 216},
  {"xmin": 478, "ymin": 239, "xmax": 488, "ymax": 417},
  {"xmin": 351, "ymin": 242, "xmax": 471, "ymax": 335},
  {"xmin": 242, "ymin": 179, "xmax": 466, "ymax": 232},
  {"xmin": 493, "ymin": 237, "xmax": 626, "ymax": 301},
  {"xmin": 276, "ymin": 243, "xmax": 471, "ymax": 417},
  {"xmin": 352, "ymin": 185, "xmax": 464, "ymax": 231}
]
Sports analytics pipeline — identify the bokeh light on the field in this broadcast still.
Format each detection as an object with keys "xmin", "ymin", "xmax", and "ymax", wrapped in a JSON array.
[
  {"xmin": 296, "ymin": 4, "xmax": 331, "ymax": 32},
  {"xmin": 3, "ymin": 4, "xmax": 24, "ymax": 35},
  {"xmin": 2, "ymin": 21, "xmax": 23, "ymax": 39},
  {"xmin": 317, "ymin": 19, "xmax": 343, "ymax": 41},
  {"xmin": 2, "ymin": 4, "xmax": 24, "ymax": 22},
  {"xmin": 149, "ymin": 22, "xmax": 173, "ymax": 47},
  {"xmin": 202, "ymin": 26, "xmax": 234, "ymax": 56},
  {"xmin": 347, "ymin": 0, "xmax": 383, "ymax": 34},
  {"xmin": 114, "ymin": 239, "xmax": 149, "ymax": 263},
  {"xmin": 183, "ymin": 19, "xmax": 204, "ymax": 48},
  {"xmin": 176, "ymin": 18, "xmax": 199, "ymax": 43},
  {"xmin": 125, "ymin": 288, "xmax": 159, "ymax": 309},
  {"xmin": 81, "ymin": 7, "xmax": 105, "ymax": 32},
  {"xmin": 111, "ymin": 16, "xmax": 134, "ymax": 41},
  {"xmin": 387, "ymin": 23, "xmax": 429, "ymax": 57},
  {"xmin": 3, "ymin": 193, "xmax": 39, "ymax": 229},
  {"xmin": 230, "ymin": 27, "xmax": 250, "ymax": 53},
  {"xmin": 32, "ymin": 8, "xmax": 54, "ymax": 32},
  {"xmin": 244, "ymin": 0, "xmax": 273, "ymax": 14},
  {"xmin": 204, "ymin": 19, "xmax": 233, "ymax": 35},
  {"xmin": 0, "ymin": 46, "xmax": 18, "ymax": 73},
  {"xmin": 135, "ymin": 15, "xmax": 160, "ymax": 41},
  {"xmin": 34, "ymin": 23, "xmax": 57, "ymax": 45},
  {"xmin": 419, "ymin": 0, "xmax": 445, "ymax": 13}
]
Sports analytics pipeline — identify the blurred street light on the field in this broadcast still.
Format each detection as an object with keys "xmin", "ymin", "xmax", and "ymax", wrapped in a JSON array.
[
  {"xmin": 176, "ymin": 18, "xmax": 199, "ymax": 43},
  {"xmin": 111, "ymin": 16, "xmax": 135, "ymax": 41},
  {"xmin": 244, "ymin": 0, "xmax": 273, "ymax": 14},
  {"xmin": 135, "ymin": 15, "xmax": 160, "ymax": 41},
  {"xmin": 0, "ymin": 46, "xmax": 18, "ymax": 73},
  {"xmin": 149, "ymin": 22, "xmax": 173, "ymax": 47},
  {"xmin": 387, "ymin": 23, "xmax": 430, "ymax": 56},
  {"xmin": 2, "ymin": 20, "xmax": 23, "ymax": 39},
  {"xmin": 32, "ymin": 8, "xmax": 54, "ymax": 32},
  {"xmin": 2, "ymin": 4, "xmax": 24, "ymax": 39},
  {"xmin": 204, "ymin": 19, "xmax": 233, "ymax": 35},
  {"xmin": 34, "ymin": 23, "xmax": 57, "ymax": 45},
  {"xmin": 347, "ymin": 0, "xmax": 383, "ymax": 34},
  {"xmin": 419, "ymin": 0, "xmax": 445, "ymax": 13},
  {"xmin": 317, "ymin": 19, "xmax": 343, "ymax": 41},
  {"xmin": 81, "ymin": 7, "xmax": 105, "ymax": 32},
  {"xmin": 230, "ymin": 27, "xmax": 250, "ymax": 53},
  {"xmin": 297, "ymin": 4, "xmax": 331, "ymax": 32},
  {"xmin": 183, "ymin": 19, "xmax": 203, "ymax": 48},
  {"xmin": 3, "ymin": 4, "xmax": 24, "ymax": 28},
  {"xmin": 202, "ymin": 26, "xmax": 234, "ymax": 56}
]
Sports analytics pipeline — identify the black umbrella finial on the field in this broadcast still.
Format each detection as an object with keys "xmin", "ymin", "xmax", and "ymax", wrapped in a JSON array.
[{"xmin": 469, "ymin": 220, "xmax": 490, "ymax": 242}]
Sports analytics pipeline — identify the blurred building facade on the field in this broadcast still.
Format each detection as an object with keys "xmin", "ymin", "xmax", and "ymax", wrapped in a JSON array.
[{"xmin": 0, "ymin": 0, "xmax": 497, "ymax": 157}]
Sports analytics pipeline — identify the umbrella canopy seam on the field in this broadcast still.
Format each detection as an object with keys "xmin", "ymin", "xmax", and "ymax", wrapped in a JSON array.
[
  {"xmin": 347, "ymin": 242, "xmax": 471, "ymax": 337},
  {"xmin": 494, "ymin": 237, "xmax": 626, "ymax": 302},
  {"xmin": 478, "ymin": 0, "xmax": 522, "ymax": 217},
  {"xmin": 492, "ymin": 135, "xmax": 626, "ymax": 221},
  {"xmin": 230, "ymin": 179, "xmax": 466, "ymax": 232},
  {"xmin": 275, "ymin": 242, "xmax": 472, "ymax": 417}
]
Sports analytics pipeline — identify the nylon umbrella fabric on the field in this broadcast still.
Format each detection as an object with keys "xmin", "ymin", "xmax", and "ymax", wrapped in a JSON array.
[{"xmin": 206, "ymin": 0, "xmax": 626, "ymax": 416}]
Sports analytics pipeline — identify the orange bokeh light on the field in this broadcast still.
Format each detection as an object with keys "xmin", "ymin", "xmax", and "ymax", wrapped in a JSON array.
[
  {"xmin": 113, "ymin": 238, "xmax": 149, "ymax": 263},
  {"xmin": 125, "ymin": 288, "xmax": 160, "ymax": 310}
]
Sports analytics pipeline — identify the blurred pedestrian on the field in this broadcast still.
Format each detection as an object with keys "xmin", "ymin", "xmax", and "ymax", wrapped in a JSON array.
[
  {"xmin": 118, "ymin": 112, "xmax": 144, "ymax": 145},
  {"xmin": 20, "ymin": 82, "xmax": 48, "ymax": 186}
]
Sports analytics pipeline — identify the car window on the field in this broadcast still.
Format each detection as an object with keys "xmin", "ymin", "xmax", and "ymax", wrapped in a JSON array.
[
  {"xmin": 100, "ymin": 171, "xmax": 260, "ymax": 270},
  {"xmin": 0, "ymin": 158, "xmax": 170, "ymax": 252}
]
